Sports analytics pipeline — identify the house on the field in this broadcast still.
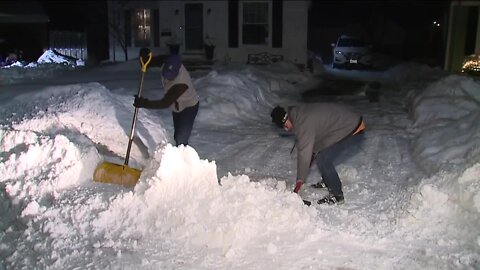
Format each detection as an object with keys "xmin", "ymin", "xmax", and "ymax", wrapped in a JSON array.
[
  {"xmin": 107, "ymin": 0, "xmax": 310, "ymax": 67},
  {"xmin": 444, "ymin": 0, "xmax": 480, "ymax": 73},
  {"xmin": 0, "ymin": 0, "xmax": 49, "ymax": 62}
]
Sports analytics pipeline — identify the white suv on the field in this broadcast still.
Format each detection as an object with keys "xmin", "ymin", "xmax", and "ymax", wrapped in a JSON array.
[{"xmin": 331, "ymin": 35, "xmax": 372, "ymax": 69}]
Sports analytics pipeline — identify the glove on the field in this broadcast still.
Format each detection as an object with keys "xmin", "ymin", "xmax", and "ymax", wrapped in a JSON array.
[
  {"xmin": 133, "ymin": 95, "xmax": 150, "ymax": 108},
  {"xmin": 139, "ymin": 48, "xmax": 150, "ymax": 61},
  {"xmin": 293, "ymin": 180, "xmax": 303, "ymax": 193}
]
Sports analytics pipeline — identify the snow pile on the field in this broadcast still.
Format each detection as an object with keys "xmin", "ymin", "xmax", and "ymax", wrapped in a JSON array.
[
  {"xmin": 91, "ymin": 145, "xmax": 316, "ymax": 257},
  {"xmin": 409, "ymin": 75, "xmax": 480, "ymax": 173},
  {"xmin": 3, "ymin": 82, "xmax": 168, "ymax": 163},
  {"xmin": 194, "ymin": 63, "xmax": 307, "ymax": 126},
  {"xmin": 1, "ymin": 127, "xmax": 316, "ymax": 269},
  {"xmin": 385, "ymin": 62, "xmax": 447, "ymax": 83},
  {"xmin": 392, "ymin": 73, "xmax": 480, "ymax": 267},
  {"xmin": 0, "ymin": 82, "xmax": 159, "ymax": 204},
  {"xmin": 37, "ymin": 49, "xmax": 84, "ymax": 67},
  {"xmin": 1, "ymin": 128, "xmax": 99, "ymax": 195},
  {"xmin": 0, "ymin": 50, "xmax": 85, "ymax": 85}
]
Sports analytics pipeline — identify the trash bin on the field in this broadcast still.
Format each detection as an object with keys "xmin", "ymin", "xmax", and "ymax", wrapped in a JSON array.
[
  {"xmin": 168, "ymin": 44, "xmax": 180, "ymax": 55},
  {"xmin": 205, "ymin": 45, "xmax": 215, "ymax": 60}
]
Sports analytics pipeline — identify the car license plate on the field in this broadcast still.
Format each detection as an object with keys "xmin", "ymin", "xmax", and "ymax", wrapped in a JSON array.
[{"xmin": 350, "ymin": 59, "xmax": 358, "ymax": 64}]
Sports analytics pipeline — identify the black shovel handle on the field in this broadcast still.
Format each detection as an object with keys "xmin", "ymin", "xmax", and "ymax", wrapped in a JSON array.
[{"xmin": 124, "ymin": 48, "xmax": 152, "ymax": 166}]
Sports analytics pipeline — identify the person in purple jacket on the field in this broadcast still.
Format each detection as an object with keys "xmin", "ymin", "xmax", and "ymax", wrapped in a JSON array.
[
  {"xmin": 271, "ymin": 103, "xmax": 365, "ymax": 204},
  {"xmin": 134, "ymin": 54, "xmax": 199, "ymax": 146}
]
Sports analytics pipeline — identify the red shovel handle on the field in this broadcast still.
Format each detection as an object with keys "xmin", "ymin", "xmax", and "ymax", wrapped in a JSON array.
[{"xmin": 293, "ymin": 180, "xmax": 303, "ymax": 193}]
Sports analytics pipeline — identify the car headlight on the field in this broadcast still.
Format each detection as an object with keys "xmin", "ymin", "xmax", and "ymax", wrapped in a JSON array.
[{"xmin": 335, "ymin": 51, "xmax": 343, "ymax": 55}]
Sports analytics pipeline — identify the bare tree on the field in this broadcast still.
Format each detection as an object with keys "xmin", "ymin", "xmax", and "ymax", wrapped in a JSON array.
[{"xmin": 108, "ymin": 0, "xmax": 130, "ymax": 61}]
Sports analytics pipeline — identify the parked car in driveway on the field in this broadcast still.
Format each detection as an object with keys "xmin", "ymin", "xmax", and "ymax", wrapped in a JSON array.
[{"xmin": 331, "ymin": 35, "xmax": 372, "ymax": 69}]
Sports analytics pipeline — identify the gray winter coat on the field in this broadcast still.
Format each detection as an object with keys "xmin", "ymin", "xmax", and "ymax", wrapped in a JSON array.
[{"xmin": 288, "ymin": 103, "xmax": 362, "ymax": 181}]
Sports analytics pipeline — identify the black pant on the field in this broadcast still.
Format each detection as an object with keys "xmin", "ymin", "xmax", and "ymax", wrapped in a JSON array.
[
  {"xmin": 172, "ymin": 102, "xmax": 199, "ymax": 146},
  {"xmin": 315, "ymin": 133, "xmax": 364, "ymax": 196}
]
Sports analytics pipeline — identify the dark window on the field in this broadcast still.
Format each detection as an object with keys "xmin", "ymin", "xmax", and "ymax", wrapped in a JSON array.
[{"xmin": 242, "ymin": 2, "xmax": 269, "ymax": 45}]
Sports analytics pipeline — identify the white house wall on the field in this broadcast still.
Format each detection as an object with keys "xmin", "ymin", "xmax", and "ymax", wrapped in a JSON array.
[
  {"xmin": 283, "ymin": 1, "xmax": 309, "ymax": 64},
  {"xmin": 158, "ymin": 1, "xmax": 187, "ymax": 54},
  {"xmin": 158, "ymin": 1, "xmax": 228, "ymax": 55},
  {"xmin": 202, "ymin": 1, "xmax": 229, "ymax": 62},
  {"xmin": 108, "ymin": 0, "xmax": 309, "ymax": 65},
  {"xmin": 221, "ymin": 0, "xmax": 309, "ymax": 65}
]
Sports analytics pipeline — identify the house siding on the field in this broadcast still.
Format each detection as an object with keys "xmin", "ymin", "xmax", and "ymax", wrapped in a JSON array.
[{"xmin": 107, "ymin": 0, "xmax": 309, "ymax": 66}]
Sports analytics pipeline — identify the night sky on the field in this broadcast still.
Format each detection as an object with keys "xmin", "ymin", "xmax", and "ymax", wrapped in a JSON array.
[
  {"xmin": 39, "ymin": 0, "xmax": 107, "ymax": 30},
  {"xmin": 39, "ymin": 0, "xmax": 109, "ymax": 62},
  {"xmin": 308, "ymin": 0, "xmax": 448, "ymax": 64},
  {"xmin": 310, "ymin": 1, "xmax": 447, "ymax": 28}
]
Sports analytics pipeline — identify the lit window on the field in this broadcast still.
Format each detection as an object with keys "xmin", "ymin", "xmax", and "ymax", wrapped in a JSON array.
[
  {"xmin": 462, "ymin": 54, "xmax": 480, "ymax": 74},
  {"xmin": 134, "ymin": 9, "xmax": 151, "ymax": 47},
  {"xmin": 242, "ymin": 2, "xmax": 269, "ymax": 45}
]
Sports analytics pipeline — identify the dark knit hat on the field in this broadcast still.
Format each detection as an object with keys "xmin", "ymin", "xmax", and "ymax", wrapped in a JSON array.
[{"xmin": 271, "ymin": 106, "xmax": 287, "ymax": 127}]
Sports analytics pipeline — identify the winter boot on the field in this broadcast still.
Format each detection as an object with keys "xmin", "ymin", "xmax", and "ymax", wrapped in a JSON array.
[
  {"xmin": 317, "ymin": 193, "xmax": 344, "ymax": 205},
  {"xmin": 311, "ymin": 181, "xmax": 327, "ymax": 189}
]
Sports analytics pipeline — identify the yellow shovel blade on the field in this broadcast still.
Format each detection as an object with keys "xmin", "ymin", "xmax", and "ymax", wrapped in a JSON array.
[{"xmin": 93, "ymin": 162, "xmax": 141, "ymax": 187}]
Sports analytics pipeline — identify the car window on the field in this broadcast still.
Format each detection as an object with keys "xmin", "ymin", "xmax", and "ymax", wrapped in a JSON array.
[{"xmin": 337, "ymin": 38, "xmax": 365, "ymax": 47}]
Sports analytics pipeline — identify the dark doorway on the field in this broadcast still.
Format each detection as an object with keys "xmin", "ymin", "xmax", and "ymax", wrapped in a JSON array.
[{"xmin": 185, "ymin": 3, "xmax": 204, "ymax": 51}]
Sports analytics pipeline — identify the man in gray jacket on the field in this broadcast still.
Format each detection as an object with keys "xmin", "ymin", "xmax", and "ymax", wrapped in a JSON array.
[{"xmin": 271, "ymin": 103, "xmax": 365, "ymax": 204}]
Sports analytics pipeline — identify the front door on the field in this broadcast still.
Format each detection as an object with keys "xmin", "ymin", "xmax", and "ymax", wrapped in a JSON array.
[{"xmin": 184, "ymin": 3, "xmax": 203, "ymax": 51}]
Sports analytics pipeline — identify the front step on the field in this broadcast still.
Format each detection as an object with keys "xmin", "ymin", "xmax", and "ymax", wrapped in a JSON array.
[
  {"xmin": 183, "ymin": 59, "xmax": 215, "ymax": 71},
  {"xmin": 150, "ymin": 54, "xmax": 215, "ymax": 71}
]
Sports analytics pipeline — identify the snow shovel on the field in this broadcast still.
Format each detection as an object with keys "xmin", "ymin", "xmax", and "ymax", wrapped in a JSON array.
[{"xmin": 93, "ymin": 48, "xmax": 152, "ymax": 187}]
